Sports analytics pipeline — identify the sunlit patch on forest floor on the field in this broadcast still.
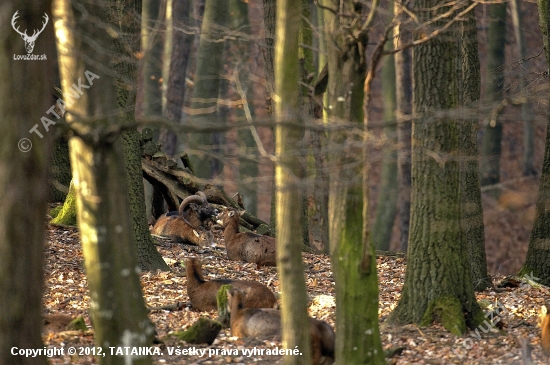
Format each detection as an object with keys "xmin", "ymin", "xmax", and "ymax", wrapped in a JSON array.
[{"xmin": 43, "ymin": 223, "xmax": 550, "ymax": 364}]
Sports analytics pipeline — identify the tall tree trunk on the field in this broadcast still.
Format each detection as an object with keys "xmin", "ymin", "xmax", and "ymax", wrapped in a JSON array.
[
  {"xmin": 162, "ymin": 0, "xmax": 194, "ymax": 157},
  {"xmin": 373, "ymin": 7, "xmax": 398, "ymax": 251},
  {"xmin": 275, "ymin": 1, "xmax": 312, "ymax": 364},
  {"xmin": 263, "ymin": 0, "xmax": 276, "ymax": 102},
  {"xmin": 388, "ymin": 0, "xmax": 483, "ymax": 333},
  {"xmin": 510, "ymin": 0, "xmax": 537, "ymax": 177},
  {"xmin": 141, "ymin": 0, "xmax": 165, "ymax": 121},
  {"xmin": 518, "ymin": 0, "xmax": 550, "ymax": 285},
  {"xmin": 188, "ymin": 0, "xmax": 229, "ymax": 179},
  {"xmin": 480, "ymin": 2, "xmax": 507, "ymax": 186},
  {"xmin": 323, "ymin": 0, "xmax": 385, "ymax": 363},
  {"xmin": 229, "ymin": 0, "xmax": 259, "ymax": 216},
  {"xmin": 312, "ymin": 0, "xmax": 330, "ymax": 253},
  {"xmin": 263, "ymin": 0, "xmax": 278, "ymax": 229},
  {"xmin": 0, "ymin": 2, "xmax": 53, "ymax": 364},
  {"xmin": 394, "ymin": 0, "xmax": 412, "ymax": 252},
  {"xmin": 53, "ymin": 1, "xmax": 154, "ymax": 363},
  {"xmin": 459, "ymin": 9, "xmax": 490, "ymax": 291},
  {"xmin": 119, "ymin": 0, "xmax": 170, "ymax": 271}
]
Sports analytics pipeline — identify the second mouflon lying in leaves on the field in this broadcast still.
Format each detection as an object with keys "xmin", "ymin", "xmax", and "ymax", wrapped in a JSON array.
[
  {"xmin": 185, "ymin": 257, "xmax": 277, "ymax": 312},
  {"xmin": 227, "ymin": 288, "xmax": 335, "ymax": 365},
  {"xmin": 152, "ymin": 194, "xmax": 215, "ymax": 248},
  {"xmin": 216, "ymin": 209, "xmax": 276, "ymax": 268}
]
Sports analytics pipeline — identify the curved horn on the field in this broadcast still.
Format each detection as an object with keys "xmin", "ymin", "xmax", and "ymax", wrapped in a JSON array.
[
  {"xmin": 195, "ymin": 191, "xmax": 207, "ymax": 200},
  {"xmin": 178, "ymin": 195, "xmax": 206, "ymax": 216}
]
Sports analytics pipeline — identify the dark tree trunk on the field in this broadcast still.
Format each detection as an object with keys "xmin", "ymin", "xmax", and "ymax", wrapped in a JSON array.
[
  {"xmin": 388, "ymin": 0, "xmax": 483, "ymax": 334},
  {"xmin": 0, "ymin": 2, "xmax": 54, "ymax": 364},
  {"xmin": 459, "ymin": 11, "xmax": 490, "ymax": 291},
  {"xmin": 480, "ymin": 2, "xmax": 506, "ymax": 186},
  {"xmin": 162, "ymin": 0, "xmax": 194, "ymax": 156},
  {"xmin": 394, "ymin": 0, "xmax": 412, "ymax": 252},
  {"xmin": 518, "ymin": 0, "xmax": 550, "ymax": 286}
]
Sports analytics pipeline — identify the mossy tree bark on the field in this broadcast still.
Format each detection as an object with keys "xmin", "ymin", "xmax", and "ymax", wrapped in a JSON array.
[
  {"xmin": 323, "ymin": 0, "xmax": 385, "ymax": 363},
  {"xmin": 479, "ymin": 2, "xmax": 506, "ymax": 187},
  {"xmin": 459, "ymin": 11, "xmax": 490, "ymax": 291},
  {"xmin": 115, "ymin": 0, "xmax": 170, "ymax": 271},
  {"xmin": 187, "ymin": 0, "xmax": 229, "ymax": 179},
  {"xmin": 274, "ymin": 1, "xmax": 312, "ymax": 363},
  {"xmin": 53, "ymin": 0, "xmax": 154, "ymax": 363},
  {"xmin": 51, "ymin": 180, "xmax": 77, "ymax": 226},
  {"xmin": 0, "ymin": 1, "xmax": 54, "ymax": 363},
  {"xmin": 388, "ymin": 0, "xmax": 483, "ymax": 333},
  {"xmin": 518, "ymin": 0, "xmax": 550, "ymax": 286}
]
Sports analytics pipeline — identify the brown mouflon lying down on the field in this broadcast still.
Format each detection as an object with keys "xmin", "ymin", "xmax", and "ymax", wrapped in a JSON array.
[
  {"xmin": 539, "ymin": 305, "xmax": 550, "ymax": 357},
  {"xmin": 186, "ymin": 257, "xmax": 277, "ymax": 312},
  {"xmin": 227, "ymin": 288, "xmax": 335, "ymax": 365},
  {"xmin": 181, "ymin": 191, "xmax": 218, "ymax": 229},
  {"xmin": 152, "ymin": 194, "xmax": 214, "ymax": 248},
  {"xmin": 216, "ymin": 209, "xmax": 276, "ymax": 268}
]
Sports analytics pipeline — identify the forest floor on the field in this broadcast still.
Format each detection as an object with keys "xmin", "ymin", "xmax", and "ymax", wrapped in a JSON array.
[{"xmin": 42, "ymin": 218, "xmax": 550, "ymax": 364}]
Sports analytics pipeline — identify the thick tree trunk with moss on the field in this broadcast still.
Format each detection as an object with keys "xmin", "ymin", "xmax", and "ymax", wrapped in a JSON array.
[
  {"xmin": 518, "ymin": 0, "xmax": 550, "ymax": 286},
  {"xmin": 275, "ymin": 1, "xmax": 312, "ymax": 363},
  {"xmin": 51, "ymin": 180, "xmax": 77, "ymax": 226},
  {"xmin": 49, "ymin": 0, "xmax": 169, "ymax": 272},
  {"xmin": 323, "ymin": 1, "xmax": 385, "ymax": 363},
  {"xmin": 459, "ymin": 12, "xmax": 490, "ymax": 291},
  {"xmin": 0, "ymin": 2, "xmax": 53, "ymax": 364},
  {"xmin": 480, "ymin": 2, "xmax": 506, "ymax": 187},
  {"xmin": 53, "ymin": 0, "xmax": 154, "ymax": 363},
  {"xmin": 388, "ymin": 0, "xmax": 483, "ymax": 333},
  {"xmin": 187, "ymin": 0, "xmax": 228, "ymax": 179},
  {"xmin": 373, "ymin": 19, "xmax": 398, "ymax": 251},
  {"xmin": 117, "ymin": 0, "xmax": 170, "ymax": 271}
]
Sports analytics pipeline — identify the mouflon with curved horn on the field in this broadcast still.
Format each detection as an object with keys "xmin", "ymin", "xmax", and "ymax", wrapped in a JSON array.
[
  {"xmin": 152, "ymin": 194, "xmax": 214, "ymax": 247},
  {"xmin": 180, "ymin": 191, "xmax": 218, "ymax": 229}
]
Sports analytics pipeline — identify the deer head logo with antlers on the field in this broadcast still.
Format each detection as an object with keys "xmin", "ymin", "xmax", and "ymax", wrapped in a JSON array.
[{"xmin": 11, "ymin": 11, "xmax": 49, "ymax": 54}]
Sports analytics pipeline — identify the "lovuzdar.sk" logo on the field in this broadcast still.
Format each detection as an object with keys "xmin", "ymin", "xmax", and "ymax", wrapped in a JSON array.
[{"xmin": 11, "ymin": 11, "xmax": 48, "ymax": 60}]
